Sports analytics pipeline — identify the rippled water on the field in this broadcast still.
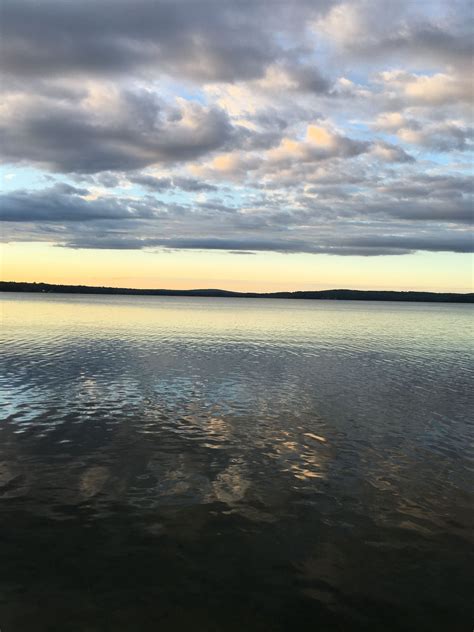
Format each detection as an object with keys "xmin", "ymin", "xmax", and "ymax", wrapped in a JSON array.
[{"xmin": 0, "ymin": 293, "xmax": 473, "ymax": 631}]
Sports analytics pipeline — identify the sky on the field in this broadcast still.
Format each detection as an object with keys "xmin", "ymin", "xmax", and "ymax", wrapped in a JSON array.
[{"xmin": 0, "ymin": 0, "xmax": 473, "ymax": 292}]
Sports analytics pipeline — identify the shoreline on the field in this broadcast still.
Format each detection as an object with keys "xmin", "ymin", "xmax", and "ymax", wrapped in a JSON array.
[{"xmin": 1, "ymin": 281, "xmax": 473, "ymax": 303}]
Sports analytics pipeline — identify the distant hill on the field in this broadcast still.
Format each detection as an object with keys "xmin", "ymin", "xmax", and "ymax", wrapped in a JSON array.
[{"xmin": 1, "ymin": 281, "xmax": 473, "ymax": 303}]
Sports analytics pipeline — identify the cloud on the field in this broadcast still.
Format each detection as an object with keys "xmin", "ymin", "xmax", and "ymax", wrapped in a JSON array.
[
  {"xmin": 246, "ymin": 63, "xmax": 333, "ymax": 95},
  {"xmin": 0, "ymin": 184, "xmax": 154, "ymax": 222},
  {"xmin": 372, "ymin": 198, "xmax": 473, "ymax": 224},
  {"xmin": 129, "ymin": 174, "xmax": 217, "ymax": 192},
  {"xmin": 128, "ymin": 175, "xmax": 173, "ymax": 191},
  {"xmin": 60, "ymin": 234, "xmax": 474, "ymax": 256},
  {"xmin": 267, "ymin": 125, "xmax": 370, "ymax": 165},
  {"xmin": 0, "ymin": 0, "xmax": 334, "ymax": 82},
  {"xmin": 316, "ymin": 0, "xmax": 473, "ymax": 69},
  {"xmin": 0, "ymin": 89, "xmax": 234, "ymax": 172},
  {"xmin": 1, "ymin": 0, "xmax": 473, "ymax": 262},
  {"xmin": 376, "ymin": 70, "xmax": 473, "ymax": 107},
  {"xmin": 378, "ymin": 175, "xmax": 473, "ymax": 198},
  {"xmin": 374, "ymin": 110, "xmax": 473, "ymax": 152},
  {"xmin": 2, "ymin": 179, "xmax": 472, "ymax": 257},
  {"xmin": 398, "ymin": 122, "xmax": 473, "ymax": 152},
  {"xmin": 370, "ymin": 142, "xmax": 415, "ymax": 163},
  {"xmin": 341, "ymin": 233, "xmax": 474, "ymax": 254}
]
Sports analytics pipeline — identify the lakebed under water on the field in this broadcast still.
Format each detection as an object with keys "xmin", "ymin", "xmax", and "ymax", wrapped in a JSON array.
[{"xmin": 0, "ymin": 293, "xmax": 472, "ymax": 631}]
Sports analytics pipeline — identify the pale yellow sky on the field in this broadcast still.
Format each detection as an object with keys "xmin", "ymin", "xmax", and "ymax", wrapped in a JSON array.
[{"xmin": 1, "ymin": 242, "xmax": 472, "ymax": 292}]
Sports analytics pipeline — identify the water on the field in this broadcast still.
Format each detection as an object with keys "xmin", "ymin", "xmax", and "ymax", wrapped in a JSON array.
[{"xmin": 0, "ymin": 293, "xmax": 473, "ymax": 631}]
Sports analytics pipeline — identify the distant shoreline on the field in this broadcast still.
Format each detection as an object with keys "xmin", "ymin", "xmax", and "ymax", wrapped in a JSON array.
[{"xmin": 1, "ymin": 281, "xmax": 473, "ymax": 303}]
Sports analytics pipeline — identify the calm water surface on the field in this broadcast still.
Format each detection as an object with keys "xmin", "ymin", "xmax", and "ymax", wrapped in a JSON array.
[{"xmin": 0, "ymin": 293, "xmax": 473, "ymax": 631}]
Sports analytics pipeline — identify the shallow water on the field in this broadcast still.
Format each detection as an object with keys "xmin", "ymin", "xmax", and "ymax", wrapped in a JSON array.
[{"xmin": 0, "ymin": 293, "xmax": 473, "ymax": 631}]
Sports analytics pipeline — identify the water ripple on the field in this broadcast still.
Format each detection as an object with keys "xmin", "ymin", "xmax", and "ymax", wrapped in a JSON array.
[{"xmin": 1, "ymin": 294, "xmax": 473, "ymax": 631}]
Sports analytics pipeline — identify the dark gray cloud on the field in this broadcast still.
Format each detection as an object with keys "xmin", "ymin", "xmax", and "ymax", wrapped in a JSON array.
[
  {"xmin": 367, "ymin": 198, "xmax": 473, "ymax": 224},
  {"xmin": 364, "ymin": 20, "xmax": 473, "ymax": 69},
  {"xmin": 0, "ymin": 91, "xmax": 234, "ymax": 172},
  {"xmin": 320, "ymin": 0, "xmax": 473, "ymax": 70},
  {"xmin": 95, "ymin": 173, "xmax": 122, "ymax": 188},
  {"xmin": 129, "ymin": 175, "xmax": 173, "ymax": 191},
  {"xmin": 130, "ymin": 175, "xmax": 217, "ymax": 192},
  {"xmin": 0, "ymin": 0, "xmax": 334, "ymax": 82},
  {"xmin": 2, "ymin": 183, "xmax": 472, "ymax": 257},
  {"xmin": 371, "ymin": 142, "xmax": 415, "ymax": 163},
  {"xmin": 407, "ymin": 123, "xmax": 473, "ymax": 152},
  {"xmin": 342, "ymin": 234, "xmax": 473, "ymax": 254},
  {"xmin": 60, "ymin": 234, "xmax": 474, "ymax": 256},
  {"xmin": 0, "ymin": 184, "xmax": 154, "ymax": 222},
  {"xmin": 280, "ymin": 63, "xmax": 332, "ymax": 94},
  {"xmin": 378, "ymin": 175, "xmax": 474, "ymax": 199}
]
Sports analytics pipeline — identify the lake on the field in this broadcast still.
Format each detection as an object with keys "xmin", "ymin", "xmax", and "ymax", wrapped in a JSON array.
[{"xmin": 0, "ymin": 293, "xmax": 472, "ymax": 631}]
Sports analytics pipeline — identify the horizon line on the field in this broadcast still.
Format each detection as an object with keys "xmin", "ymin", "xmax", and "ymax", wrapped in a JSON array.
[{"xmin": 1, "ymin": 280, "xmax": 473, "ymax": 302}]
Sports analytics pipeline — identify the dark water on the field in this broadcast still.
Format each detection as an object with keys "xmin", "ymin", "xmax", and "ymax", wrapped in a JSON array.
[{"xmin": 0, "ymin": 293, "xmax": 473, "ymax": 631}]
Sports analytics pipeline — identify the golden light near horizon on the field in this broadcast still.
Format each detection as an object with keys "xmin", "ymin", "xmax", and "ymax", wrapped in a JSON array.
[{"xmin": 1, "ymin": 242, "xmax": 472, "ymax": 293}]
